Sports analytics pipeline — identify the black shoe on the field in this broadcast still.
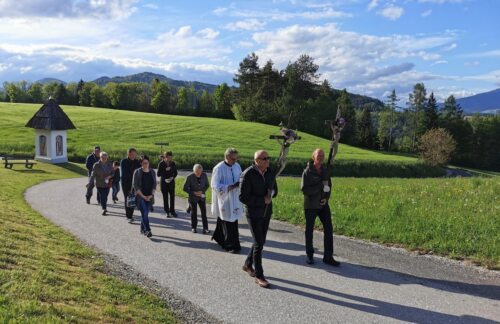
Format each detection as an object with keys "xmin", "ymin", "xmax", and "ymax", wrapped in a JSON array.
[
  {"xmin": 86, "ymin": 197, "xmax": 90, "ymax": 204},
  {"xmin": 203, "ymin": 229, "xmax": 211, "ymax": 235},
  {"xmin": 128, "ymin": 217, "xmax": 134, "ymax": 223},
  {"xmin": 323, "ymin": 258, "xmax": 340, "ymax": 266},
  {"xmin": 166, "ymin": 213, "xmax": 172, "ymax": 218},
  {"xmin": 171, "ymin": 212, "xmax": 178, "ymax": 218},
  {"xmin": 186, "ymin": 206, "xmax": 191, "ymax": 213},
  {"xmin": 228, "ymin": 249, "xmax": 239, "ymax": 254},
  {"xmin": 102, "ymin": 210, "xmax": 107, "ymax": 216},
  {"xmin": 113, "ymin": 199, "xmax": 117, "ymax": 203},
  {"xmin": 306, "ymin": 255, "xmax": 314, "ymax": 265},
  {"xmin": 192, "ymin": 228, "xmax": 197, "ymax": 233},
  {"xmin": 146, "ymin": 231, "xmax": 152, "ymax": 238}
]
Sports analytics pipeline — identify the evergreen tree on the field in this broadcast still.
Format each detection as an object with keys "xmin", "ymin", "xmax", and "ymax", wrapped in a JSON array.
[
  {"xmin": 441, "ymin": 95, "xmax": 463, "ymax": 120},
  {"xmin": 423, "ymin": 92, "xmax": 439, "ymax": 130},
  {"xmin": 233, "ymin": 52, "xmax": 260, "ymax": 98},
  {"xmin": 357, "ymin": 107, "xmax": 373, "ymax": 148},
  {"xmin": 336, "ymin": 89, "xmax": 357, "ymax": 145}
]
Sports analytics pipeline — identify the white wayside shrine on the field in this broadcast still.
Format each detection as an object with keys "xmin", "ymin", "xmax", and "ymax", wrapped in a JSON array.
[{"xmin": 25, "ymin": 97, "xmax": 76, "ymax": 164}]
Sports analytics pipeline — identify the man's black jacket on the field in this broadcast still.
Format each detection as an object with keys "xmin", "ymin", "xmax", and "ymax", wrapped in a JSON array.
[{"xmin": 239, "ymin": 165, "xmax": 278, "ymax": 218}]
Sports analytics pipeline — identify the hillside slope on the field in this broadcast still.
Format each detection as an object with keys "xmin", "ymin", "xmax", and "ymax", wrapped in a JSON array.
[{"xmin": 0, "ymin": 103, "xmax": 442, "ymax": 177}]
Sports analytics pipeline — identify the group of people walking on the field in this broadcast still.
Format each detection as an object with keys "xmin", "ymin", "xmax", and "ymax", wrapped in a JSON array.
[{"xmin": 85, "ymin": 146, "xmax": 340, "ymax": 288}]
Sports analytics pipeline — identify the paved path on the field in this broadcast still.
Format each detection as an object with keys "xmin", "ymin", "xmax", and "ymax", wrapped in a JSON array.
[{"xmin": 26, "ymin": 178, "xmax": 500, "ymax": 324}]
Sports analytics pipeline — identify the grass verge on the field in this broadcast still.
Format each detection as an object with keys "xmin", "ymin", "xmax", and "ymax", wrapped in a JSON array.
[
  {"xmin": 176, "ymin": 175, "xmax": 500, "ymax": 269},
  {"xmin": 0, "ymin": 163, "xmax": 176, "ymax": 322}
]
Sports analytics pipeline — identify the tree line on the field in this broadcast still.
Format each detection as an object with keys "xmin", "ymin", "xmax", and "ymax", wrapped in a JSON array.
[{"xmin": 1, "ymin": 53, "xmax": 498, "ymax": 170}]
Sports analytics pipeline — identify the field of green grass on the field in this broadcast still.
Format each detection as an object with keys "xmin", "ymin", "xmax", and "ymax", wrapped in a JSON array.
[
  {"xmin": 176, "ymin": 175, "xmax": 500, "ymax": 269},
  {"xmin": 0, "ymin": 163, "xmax": 176, "ymax": 322},
  {"xmin": 0, "ymin": 103, "xmax": 416, "ymax": 162}
]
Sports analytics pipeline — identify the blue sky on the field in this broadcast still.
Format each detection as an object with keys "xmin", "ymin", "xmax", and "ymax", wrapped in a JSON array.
[{"xmin": 0, "ymin": 0, "xmax": 498, "ymax": 101}]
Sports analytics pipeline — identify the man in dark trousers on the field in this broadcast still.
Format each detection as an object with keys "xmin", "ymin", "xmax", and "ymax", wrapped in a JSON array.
[
  {"xmin": 85, "ymin": 146, "xmax": 100, "ymax": 204},
  {"xmin": 301, "ymin": 148, "xmax": 340, "ymax": 266},
  {"xmin": 120, "ymin": 148, "xmax": 141, "ymax": 222},
  {"xmin": 239, "ymin": 150, "xmax": 277, "ymax": 288},
  {"xmin": 157, "ymin": 151, "xmax": 178, "ymax": 217}
]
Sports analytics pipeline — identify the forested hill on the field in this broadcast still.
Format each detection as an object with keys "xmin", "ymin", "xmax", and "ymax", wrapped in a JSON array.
[
  {"xmin": 89, "ymin": 71, "xmax": 383, "ymax": 108},
  {"xmin": 92, "ymin": 72, "xmax": 218, "ymax": 93}
]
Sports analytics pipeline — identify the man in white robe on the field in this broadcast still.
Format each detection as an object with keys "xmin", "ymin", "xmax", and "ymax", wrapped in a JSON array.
[{"xmin": 211, "ymin": 148, "xmax": 243, "ymax": 253}]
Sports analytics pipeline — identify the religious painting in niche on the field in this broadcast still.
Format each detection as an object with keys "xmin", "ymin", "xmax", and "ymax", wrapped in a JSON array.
[
  {"xmin": 39, "ymin": 135, "xmax": 47, "ymax": 156},
  {"xmin": 56, "ymin": 135, "xmax": 63, "ymax": 156}
]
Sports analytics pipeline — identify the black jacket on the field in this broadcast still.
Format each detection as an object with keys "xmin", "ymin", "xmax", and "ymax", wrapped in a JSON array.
[
  {"xmin": 239, "ymin": 165, "xmax": 278, "ymax": 218},
  {"xmin": 120, "ymin": 158, "xmax": 141, "ymax": 187},
  {"xmin": 85, "ymin": 153, "xmax": 99, "ymax": 176},
  {"xmin": 157, "ymin": 160, "xmax": 178, "ymax": 188},
  {"xmin": 301, "ymin": 161, "xmax": 330, "ymax": 210},
  {"xmin": 183, "ymin": 172, "xmax": 209, "ymax": 203}
]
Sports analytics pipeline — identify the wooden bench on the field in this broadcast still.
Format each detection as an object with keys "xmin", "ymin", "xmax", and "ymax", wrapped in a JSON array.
[{"xmin": 2, "ymin": 156, "xmax": 37, "ymax": 169}]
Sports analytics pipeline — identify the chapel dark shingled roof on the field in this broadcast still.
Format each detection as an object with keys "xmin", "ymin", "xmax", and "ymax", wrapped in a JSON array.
[{"xmin": 25, "ymin": 98, "xmax": 76, "ymax": 130}]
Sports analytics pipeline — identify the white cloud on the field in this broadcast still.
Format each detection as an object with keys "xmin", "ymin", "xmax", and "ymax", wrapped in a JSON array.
[
  {"xmin": 197, "ymin": 28, "xmax": 220, "ymax": 39},
  {"xmin": 442, "ymin": 43, "xmax": 457, "ymax": 51},
  {"xmin": 367, "ymin": 0, "xmax": 379, "ymax": 11},
  {"xmin": 432, "ymin": 60, "xmax": 448, "ymax": 65},
  {"xmin": 252, "ymin": 23, "xmax": 456, "ymax": 96},
  {"xmin": 377, "ymin": 5, "xmax": 404, "ymax": 20},
  {"xmin": 20, "ymin": 66, "xmax": 33, "ymax": 74},
  {"xmin": 214, "ymin": 6, "xmax": 351, "ymax": 20},
  {"xmin": 224, "ymin": 19, "xmax": 266, "ymax": 31},
  {"xmin": 48, "ymin": 63, "xmax": 68, "ymax": 72},
  {"xmin": 0, "ymin": 0, "xmax": 138, "ymax": 20},
  {"xmin": 421, "ymin": 9, "xmax": 432, "ymax": 17}
]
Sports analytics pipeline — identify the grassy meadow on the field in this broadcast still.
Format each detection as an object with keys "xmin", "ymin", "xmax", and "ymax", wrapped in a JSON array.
[
  {"xmin": 176, "ymin": 175, "xmax": 500, "ymax": 269},
  {"xmin": 0, "ymin": 103, "xmax": 446, "ymax": 177},
  {"xmin": 0, "ymin": 163, "xmax": 176, "ymax": 322}
]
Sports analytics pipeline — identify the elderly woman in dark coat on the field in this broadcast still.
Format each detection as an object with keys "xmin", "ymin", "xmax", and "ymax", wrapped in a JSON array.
[
  {"xmin": 183, "ymin": 164, "xmax": 210, "ymax": 234},
  {"xmin": 87, "ymin": 151, "xmax": 114, "ymax": 215}
]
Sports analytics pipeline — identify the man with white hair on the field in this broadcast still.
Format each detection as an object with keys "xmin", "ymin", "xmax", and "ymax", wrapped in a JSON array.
[
  {"xmin": 239, "ymin": 150, "xmax": 277, "ymax": 288},
  {"xmin": 211, "ymin": 148, "xmax": 243, "ymax": 253},
  {"xmin": 183, "ymin": 164, "xmax": 210, "ymax": 234}
]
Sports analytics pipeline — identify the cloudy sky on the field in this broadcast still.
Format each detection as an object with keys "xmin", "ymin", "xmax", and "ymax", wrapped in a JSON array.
[{"xmin": 0, "ymin": 0, "xmax": 498, "ymax": 101}]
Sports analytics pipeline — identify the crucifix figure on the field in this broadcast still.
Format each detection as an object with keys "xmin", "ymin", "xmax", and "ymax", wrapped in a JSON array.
[
  {"xmin": 322, "ymin": 106, "xmax": 346, "ymax": 199},
  {"xmin": 269, "ymin": 122, "xmax": 301, "ymax": 178}
]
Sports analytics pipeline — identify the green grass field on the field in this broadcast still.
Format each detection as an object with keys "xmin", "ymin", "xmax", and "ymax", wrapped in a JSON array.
[
  {"xmin": 0, "ymin": 163, "xmax": 176, "ymax": 322},
  {"xmin": 0, "ymin": 102, "xmax": 417, "ymax": 162},
  {"xmin": 176, "ymin": 175, "xmax": 500, "ymax": 269}
]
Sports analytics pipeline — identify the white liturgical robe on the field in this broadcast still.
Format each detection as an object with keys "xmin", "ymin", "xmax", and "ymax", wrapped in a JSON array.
[{"xmin": 211, "ymin": 161, "xmax": 243, "ymax": 222}]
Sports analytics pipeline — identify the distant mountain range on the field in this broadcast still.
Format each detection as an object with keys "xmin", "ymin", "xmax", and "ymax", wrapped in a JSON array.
[{"xmin": 455, "ymin": 88, "xmax": 500, "ymax": 114}]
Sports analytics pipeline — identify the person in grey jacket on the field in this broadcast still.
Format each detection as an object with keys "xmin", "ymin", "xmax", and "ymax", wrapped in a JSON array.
[
  {"xmin": 301, "ymin": 148, "xmax": 340, "ymax": 266},
  {"xmin": 132, "ymin": 155, "xmax": 157, "ymax": 238},
  {"xmin": 183, "ymin": 164, "xmax": 210, "ymax": 234},
  {"xmin": 87, "ymin": 151, "xmax": 114, "ymax": 215}
]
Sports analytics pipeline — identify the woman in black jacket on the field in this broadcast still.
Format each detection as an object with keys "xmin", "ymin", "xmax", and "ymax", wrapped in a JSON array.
[
  {"xmin": 157, "ymin": 151, "xmax": 178, "ymax": 217},
  {"xmin": 183, "ymin": 164, "xmax": 210, "ymax": 234},
  {"xmin": 132, "ymin": 155, "xmax": 157, "ymax": 238}
]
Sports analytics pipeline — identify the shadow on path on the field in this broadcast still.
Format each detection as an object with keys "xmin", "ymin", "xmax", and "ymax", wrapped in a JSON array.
[{"xmin": 268, "ymin": 277, "xmax": 496, "ymax": 324}]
